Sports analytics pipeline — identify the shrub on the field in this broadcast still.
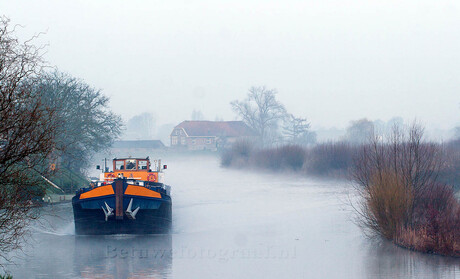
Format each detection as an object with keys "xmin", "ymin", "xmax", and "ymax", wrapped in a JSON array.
[
  {"xmin": 278, "ymin": 145, "xmax": 306, "ymax": 171},
  {"xmin": 220, "ymin": 151, "xmax": 233, "ymax": 167},
  {"xmin": 250, "ymin": 148, "xmax": 282, "ymax": 170},
  {"xmin": 220, "ymin": 140, "xmax": 254, "ymax": 167},
  {"xmin": 408, "ymin": 184, "xmax": 460, "ymax": 256},
  {"xmin": 221, "ymin": 142, "xmax": 306, "ymax": 172},
  {"xmin": 362, "ymin": 171, "xmax": 413, "ymax": 240},
  {"xmin": 249, "ymin": 145, "xmax": 306, "ymax": 171},
  {"xmin": 304, "ymin": 141, "xmax": 355, "ymax": 177},
  {"xmin": 396, "ymin": 204, "xmax": 460, "ymax": 257},
  {"xmin": 438, "ymin": 140, "xmax": 460, "ymax": 191},
  {"xmin": 352, "ymin": 123, "xmax": 460, "ymax": 256}
]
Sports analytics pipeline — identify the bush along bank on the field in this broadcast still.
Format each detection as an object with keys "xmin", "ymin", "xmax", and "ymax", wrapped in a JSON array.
[
  {"xmin": 352, "ymin": 124, "xmax": 459, "ymax": 257},
  {"xmin": 221, "ymin": 140, "xmax": 358, "ymax": 178}
]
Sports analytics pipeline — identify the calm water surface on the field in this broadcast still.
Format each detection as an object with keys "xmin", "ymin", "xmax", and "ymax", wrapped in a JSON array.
[{"xmin": 4, "ymin": 155, "xmax": 460, "ymax": 278}]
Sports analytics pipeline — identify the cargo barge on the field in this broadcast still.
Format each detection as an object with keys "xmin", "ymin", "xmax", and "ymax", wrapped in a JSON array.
[{"xmin": 72, "ymin": 157, "xmax": 172, "ymax": 235}]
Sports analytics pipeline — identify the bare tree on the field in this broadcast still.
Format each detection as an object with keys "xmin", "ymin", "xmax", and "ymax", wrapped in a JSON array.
[
  {"xmin": 283, "ymin": 114, "xmax": 316, "ymax": 146},
  {"xmin": 231, "ymin": 86, "xmax": 286, "ymax": 146},
  {"xmin": 0, "ymin": 17, "xmax": 57, "ymax": 262}
]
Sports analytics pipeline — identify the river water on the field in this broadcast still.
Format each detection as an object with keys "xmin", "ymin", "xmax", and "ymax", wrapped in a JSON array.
[{"xmin": 3, "ymin": 155, "xmax": 460, "ymax": 278}]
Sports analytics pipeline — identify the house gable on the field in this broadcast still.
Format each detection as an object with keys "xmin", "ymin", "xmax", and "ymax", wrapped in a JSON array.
[{"xmin": 170, "ymin": 121, "xmax": 257, "ymax": 151}]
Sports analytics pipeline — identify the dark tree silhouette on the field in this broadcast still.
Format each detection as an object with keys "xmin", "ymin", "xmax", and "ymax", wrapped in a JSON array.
[
  {"xmin": 0, "ymin": 18, "xmax": 123, "ymax": 262},
  {"xmin": 0, "ymin": 17, "xmax": 57, "ymax": 262}
]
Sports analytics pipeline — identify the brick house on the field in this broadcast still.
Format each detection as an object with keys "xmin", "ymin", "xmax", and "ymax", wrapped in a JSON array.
[{"xmin": 170, "ymin": 121, "xmax": 257, "ymax": 151}]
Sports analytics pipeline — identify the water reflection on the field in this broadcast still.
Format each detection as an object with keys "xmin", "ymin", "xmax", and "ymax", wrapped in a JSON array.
[
  {"xmin": 74, "ymin": 235, "xmax": 172, "ymax": 279},
  {"xmin": 365, "ymin": 239, "xmax": 460, "ymax": 278},
  {"xmin": 6, "ymin": 232, "xmax": 172, "ymax": 279}
]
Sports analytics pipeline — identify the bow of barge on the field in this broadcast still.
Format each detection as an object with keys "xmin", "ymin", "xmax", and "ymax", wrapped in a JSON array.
[{"xmin": 72, "ymin": 157, "xmax": 172, "ymax": 235}]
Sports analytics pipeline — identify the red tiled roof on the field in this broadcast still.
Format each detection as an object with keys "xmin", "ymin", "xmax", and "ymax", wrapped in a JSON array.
[{"xmin": 174, "ymin": 121, "xmax": 257, "ymax": 137}]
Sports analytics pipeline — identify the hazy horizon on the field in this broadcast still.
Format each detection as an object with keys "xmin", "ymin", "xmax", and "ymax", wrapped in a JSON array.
[{"xmin": 1, "ymin": 0, "xmax": 459, "ymax": 136}]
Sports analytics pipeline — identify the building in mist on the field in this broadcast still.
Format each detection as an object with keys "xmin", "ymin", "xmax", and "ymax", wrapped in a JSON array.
[{"xmin": 170, "ymin": 121, "xmax": 257, "ymax": 151}]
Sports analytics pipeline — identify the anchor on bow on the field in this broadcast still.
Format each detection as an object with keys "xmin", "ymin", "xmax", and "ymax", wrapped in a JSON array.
[
  {"xmin": 101, "ymin": 202, "xmax": 114, "ymax": 221},
  {"xmin": 125, "ymin": 198, "xmax": 140, "ymax": 220}
]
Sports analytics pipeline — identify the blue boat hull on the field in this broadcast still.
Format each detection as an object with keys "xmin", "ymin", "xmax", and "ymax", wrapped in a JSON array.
[{"xmin": 72, "ymin": 179, "xmax": 172, "ymax": 235}]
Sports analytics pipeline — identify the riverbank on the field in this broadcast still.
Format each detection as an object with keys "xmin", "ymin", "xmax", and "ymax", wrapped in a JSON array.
[
  {"xmin": 221, "ymin": 140, "xmax": 460, "ymax": 257},
  {"xmin": 44, "ymin": 194, "xmax": 73, "ymax": 204}
]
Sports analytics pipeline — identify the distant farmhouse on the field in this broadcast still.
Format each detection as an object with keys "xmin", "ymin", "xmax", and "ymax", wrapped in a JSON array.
[
  {"xmin": 170, "ymin": 121, "xmax": 257, "ymax": 151},
  {"xmin": 111, "ymin": 140, "xmax": 165, "ymax": 154}
]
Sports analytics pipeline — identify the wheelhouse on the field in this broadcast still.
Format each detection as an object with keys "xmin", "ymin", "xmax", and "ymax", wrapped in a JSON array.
[
  {"xmin": 102, "ymin": 157, "xmax": 165, "ymax": 183},
  {"xmin": 113, "ymin": 158, "xmax": 150, "ymax": 171}
]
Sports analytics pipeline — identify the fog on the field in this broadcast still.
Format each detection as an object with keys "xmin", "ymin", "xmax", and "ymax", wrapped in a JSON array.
[
  {"xmin": 1, "ymin": 0, "xmax": 459, "ymax": 133},
  {"xmin": 1, "ymin": 2, "xmax": 460, "ymax": 277},
  {"xmin": 5, "ymin": 155, "xmax": 459, "ymax": 278}
]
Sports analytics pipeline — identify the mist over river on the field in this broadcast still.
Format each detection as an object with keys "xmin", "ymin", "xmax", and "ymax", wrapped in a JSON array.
[{"xmin": 4, "ymin": 155, "xmax": 459, "ymax": 278}]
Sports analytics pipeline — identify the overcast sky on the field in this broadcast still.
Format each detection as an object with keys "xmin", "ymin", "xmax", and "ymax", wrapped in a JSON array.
[{"xmin": 1, "ymin": 0, "xmax": 459, "ymax": 132}]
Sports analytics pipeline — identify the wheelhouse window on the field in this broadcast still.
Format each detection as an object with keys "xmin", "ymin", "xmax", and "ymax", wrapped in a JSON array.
[
  {"xmin": 115, "ymin": 160, "xmax": 124, "ymax": 170},
  {"xmin": 126, "ymin": 159, "xmax": 136, "ymax": 170},
  {"xmin": 138, "ymin": 160, "xmax": 148, "ymax": 170}
]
